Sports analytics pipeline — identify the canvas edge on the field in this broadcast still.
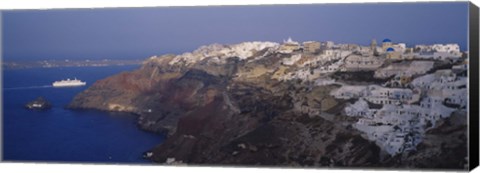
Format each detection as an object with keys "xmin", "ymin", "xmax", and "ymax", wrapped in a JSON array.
[{"xmin": 468, "ymin": 1, "xmax": 479, "ymax": 171}]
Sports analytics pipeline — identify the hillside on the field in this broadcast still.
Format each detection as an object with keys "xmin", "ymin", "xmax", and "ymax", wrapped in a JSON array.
[{"xmin": 69, "ymin": 40, "xmax": 467, "ymax": 169}]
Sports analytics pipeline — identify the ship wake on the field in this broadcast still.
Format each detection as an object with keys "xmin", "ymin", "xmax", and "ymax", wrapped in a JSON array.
[{"xmin": 4, "ymin": 85, "xmax": 53, "ymax": 90}]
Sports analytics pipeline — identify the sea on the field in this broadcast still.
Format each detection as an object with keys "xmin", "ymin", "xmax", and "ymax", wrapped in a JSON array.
[{"xmin": 2, "ymin": 65, "xmax": 165, "ymax": 164}]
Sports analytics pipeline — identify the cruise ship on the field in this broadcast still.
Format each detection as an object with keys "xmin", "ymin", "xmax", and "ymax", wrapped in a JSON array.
[{"xmin": 52, "ymin": 78, "xmax": 86, "ymax": 87}]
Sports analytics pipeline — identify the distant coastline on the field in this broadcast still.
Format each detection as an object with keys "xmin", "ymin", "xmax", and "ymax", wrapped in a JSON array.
[{"xmin": 2, "ymin": 59, "xmax": 143, "ymax": 70}]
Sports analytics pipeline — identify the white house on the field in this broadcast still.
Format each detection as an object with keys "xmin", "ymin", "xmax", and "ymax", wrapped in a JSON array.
[{"xmin": 364, "ymin": 86, "xmax": 416, "ymax": 105}]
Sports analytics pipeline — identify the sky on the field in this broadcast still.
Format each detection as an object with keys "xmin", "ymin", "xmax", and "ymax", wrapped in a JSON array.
[{"xmin": 1, "ymin": 2, "xmax": 469, "ymax": 61}]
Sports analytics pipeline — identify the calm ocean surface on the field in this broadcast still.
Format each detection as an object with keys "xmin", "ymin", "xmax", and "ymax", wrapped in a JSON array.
[{"xmin": 2, "ymin": 65, "xmax": 165, "ymax": 164}]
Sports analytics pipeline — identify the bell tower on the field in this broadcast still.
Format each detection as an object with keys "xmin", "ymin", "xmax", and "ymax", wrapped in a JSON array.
[{"xmin": 371, "ymin": 39, "xmax": 378, "ymax": 56}]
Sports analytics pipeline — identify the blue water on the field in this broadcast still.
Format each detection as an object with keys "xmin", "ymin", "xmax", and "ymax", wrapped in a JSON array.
[{"xmin": 2, "ymin": 65, "xmax": 165, "ymax": 164}]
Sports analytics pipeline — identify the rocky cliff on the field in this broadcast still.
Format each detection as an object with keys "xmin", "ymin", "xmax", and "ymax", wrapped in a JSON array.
[{"xmin": 68, "ymin": 41, "xmax": 467, "ymax": 169}]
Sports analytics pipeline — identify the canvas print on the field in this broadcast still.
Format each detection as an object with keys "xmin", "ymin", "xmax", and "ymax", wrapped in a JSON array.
[{"xmin": 1, "ymin": 2, "xmax": 475, "ymax": 171}]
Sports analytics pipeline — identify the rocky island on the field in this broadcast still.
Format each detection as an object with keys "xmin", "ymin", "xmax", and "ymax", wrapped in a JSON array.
[
  {"xmin": 26, "ymin": 97, "xmax": 52, "ymax": 110},
  {"xmin": 69, "ymin": 38, "xmax": 468, "ymax": 169}
]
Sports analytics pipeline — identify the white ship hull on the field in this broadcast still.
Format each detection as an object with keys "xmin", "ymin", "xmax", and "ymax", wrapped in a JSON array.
[
  {"xmin": 52, "ymin": 82, "xmax": 86, "ymax": 87},
  {"xmin": 52, "ymin": 78, "xmax": 87, "ymax": 87}
]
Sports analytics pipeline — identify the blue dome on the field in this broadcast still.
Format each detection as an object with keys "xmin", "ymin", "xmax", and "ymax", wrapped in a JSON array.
[
  {"xmin": 386, "ymin": 47, "xmax": 395, "ymax": 52},
  {"xmin": 382, "ymin": 38, "xmax": 392, "ymax": 43}
]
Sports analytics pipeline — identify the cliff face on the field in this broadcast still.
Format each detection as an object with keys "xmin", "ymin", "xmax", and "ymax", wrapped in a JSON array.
[{"xmin": 68, "ymin": 41, "xmax": 467, "ymax": 169}]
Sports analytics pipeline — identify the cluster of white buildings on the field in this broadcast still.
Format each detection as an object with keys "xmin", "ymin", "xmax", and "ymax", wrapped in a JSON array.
[
  {"xmin": 151, "ymin": 38, "xmax": 467, "ymax": 156},
  {"xmin": 168, "ymin": 41, "xmax": 280, "ymax": 66},
  {"xmin": 412, "ymin": 44, "xmax": 463, "ymax": 60},
  {"xmin": 338, "ymin": 90, "xmax": 459, "ymax": 155},
  {"xmin": 411, "ymin": 69, "xmax": 468, "ymax": 108},
  {"xmin": 331, "ymin": 85, "xmax": 420, "ymax": 105},
  {"xmin": 344, "ymin": 95, "xmax": 456, "ymax": 155},
  {"xmin": 302, "ymin": 38, "xmax": 468, "ymax": 156},
  {"xmin": 329, "ymin": 51, "xmax": 467, "ymax": 156},
  {"xmin": 164, "ymin": 38, "xmax": 464, "ymax": 85},
  {"xmin": 415, "ymin": 44, "xmax": 461, "ymax": 54},
  {"xmin": 270, "ymin": 38, "xmax": 464, "ymax": 83}
]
